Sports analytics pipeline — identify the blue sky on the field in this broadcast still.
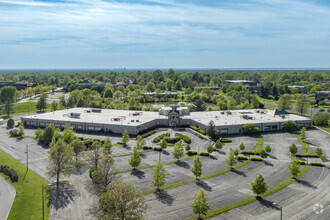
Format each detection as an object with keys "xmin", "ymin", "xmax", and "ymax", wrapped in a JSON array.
[{"xmin": 0, "ymin": 0, "xmax": 330, "ymax": 69}]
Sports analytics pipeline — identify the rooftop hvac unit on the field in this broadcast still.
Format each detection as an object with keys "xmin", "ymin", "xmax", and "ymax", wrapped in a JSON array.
[
  {"xmin": 92, "ymin": 109, "xmax": 102, "ymax": 113},
  {"xmin": 70, "ymin": 112, "xmax": 81, "ymax": 118}
]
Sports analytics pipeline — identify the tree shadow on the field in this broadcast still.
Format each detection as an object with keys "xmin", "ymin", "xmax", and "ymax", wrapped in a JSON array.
[
  {"xmin": 154, "ymin": 190, "xmax": 174, "ymax": 205},
  {"xmin": 140, "ymin": 153, "xmax": 148, "ymax": 159},
  {"xmin": 175, "ymin": 161, "xmax": 190, "ymax": 169},
  {"xmin": 196, "ymin": 180, "xmax": 212, "ymax": 191},
  {"xmin": 231, "ymin": 169, "xmax": 247, "ymax": 177},
  {"xmin": 123, "ymin": 145, "xmax": 131, "ymax": 151},
  {"xmin": 269, "ymin": 155, "xmax": 278, "ymax": 160},
  {"xmin": 257, "ymin": 197, "xmax": 280, "ymax": 210},
  {"xmin": 22, "ymin": 170, "xmax": 28, "ymax": 181},
  {"xmin": 162, "ymin": 150, "xmax": 170, "ymax": 155},
  {"xmin": 218, "ymin": 151, "xmax": 226, "ymax": 155},
  {"xmin": 264, "ymin": 161, "xmax": 274, "ymax": 167},
  {"xmin": 296, "ymin": 179, "xmax": 317, "ymax": 189},
  {"xmin": 131, "ymin": 170, "xmax": 145, "ymax": 179},
  {"xmin": 209, "ymin": 155, "xmax": 218, "ymax": 160},
  {"xmin": 51, "ymin": 184, "xmax": 80, "ymax": 210},
  {"xmin": 74, "ymin": 164, "xmax": 89, "ymax": 175}
]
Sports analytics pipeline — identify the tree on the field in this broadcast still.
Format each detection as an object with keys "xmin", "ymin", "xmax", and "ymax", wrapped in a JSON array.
[
  {"xmin": 145, "ymin": 81, "xmax": 156, "ymax": 92},
  {"xmin": 277, "ymin": 94, "xmax": 291, "ymax": 110},
  {"xmin": 0, "ymin": 86, "xmax": 17, "ymax": 116},
  {"xmin": 251, "ymin": 174, "xmax": 268, "ymax": 196},
  {"xmin": 98, "ymin": 180, "xmax": 148, "ymax": 220},
  {"xmin": 243, "ymin": 123, "xmax": 259, "ymax": 135},
  {"xmin": 288, "ymin": 156, "xmax": 300, "ymax": 178},
  {"xmin": 265, "ymin": 145, "xmax": 271, "ymax": 154},
  {"xmin": 151, "ymin": 161, "xmax": 168, "ymax": 190},
  {"xmin": 315, "ymin": 148, "xmax": 323, "ymax": 157},
  {"xmin": 191, "ymin": 189, "xmax": 211, "ymax": 220},
  {"xmin": 135, "ymin": 136, "xmax": 146, "ymax": 150},
  {"xmin": 191, "ymin": 156, "xmax": 202, "ymax": 180},
  {"xmin": 289, "ymin": 144, "xmax": 298, "ymax": 156},
  {"xmin": 63, "ymin": 123, "xmax": 75, "ymax": 144},
  {"xmin": 160, "ymin": 139, "xmax": 167, "ymax": 150},
  {"xmin": 47, "ymin": 138, "xmax": 75, "ymax": 188},
  {"xmin": 18, "ymin": 123, "xmax": 25, "ymax": 137},
  {"xmin": 128, "ymin": 148, "xmax": 142, "ymax": 170},
  {"xmin": 91, "ymin": 157, "xmax": 119, "ymax": 194},
  {"xmin": 175, "ymin": 80, "xmax": 182, "ymax": 91},
  {"xmin": 239, "ymin": 143, "xmax": 245, "ymax": 151},
  {"xmin": 259, "ymin": 149, "xmax": 268, "ymax": 159},
  {"xmin": 103, "ymin": 138, "xmax": 113, "ymax": 156},
  {"xmin": 122, "ymin": 129, "xmax": 130, "ymax": 146},
  {"xmin": 171, "ymin": 141, "xmax": 184, "ymax": 161},
  {"xmin": 207, "ymin": 145, "xmax": 214, "ymax": 155},
  {"xmin": 51, "ymin": 101, "xmax": 59, "ymax": 112},
  {"xmin": 185, "ymin": 144, "xmax": 191, "ymax": 152},
  {"xmin": 70, "ymin": 138, "xmax": 86, "ymax": 163},
  {"xmin": 103, "ymin": 88, "xmax": 113, "ymax": 98},
  {"xmin": 295, "ymin": 94, "xmax": 309, "ymax": 115},
  {"xmin": 215, "ymin": 140, "xmax": 222, "ymax": 151},
  {"xmin": 89, "ymin": 141, "xmax": 103, "ymax": 169},
  {"xmin": 282, "ymin": 120, "xmax": 298, "ymax": 132},
  {"xmin": 37, "ymin": 93, "xmax": 48, "ymax": 112},
  {"xmin": 300, "ymin": 127, "xmax": 307, "ymax": 143},
  {"xmin": 312, "ymin": 113, "xmax": 330, "ymax": 126},
  {"xmin": 234, "ymin": 149, "xmax": 239, "ymax": 156},
  {"xmin": 226, "ymin": 148, "xmax": 238, "ymax": 168},
  {"xmin": 206, "ymin": 120, "xmax": 216, "ymax": 139},
  {"xmin": 7, "ymin": 118, "xmax": 14, "ymax": 128},
  {"xmin": 43, "ymin": 124, "xmax": 58, "ymax": 145},
  {"xmin": 320, "ymin": 155, "xmax": 327, "ymax": 163},
  {"xmin": 192, "ymin": 99, "xmax": 207, "ymax": 111}
]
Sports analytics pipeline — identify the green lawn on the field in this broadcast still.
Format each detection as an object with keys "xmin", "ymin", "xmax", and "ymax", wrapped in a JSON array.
[
  {"xmin": 0, "ymin": 149, "xmax": 50, "ymax": 220},
  {"xmin": 316, "ymin": 126, "xmax": 330, "ymax": 133},
  {"xmin": 188, "ymin": 165, "xmax": 310, "ymax": 219},
  {"xmin": 1, "ymin": 102, "xmax": 51, "ymax": 117},
  {"xmin": 256, "ymin": 96, "xmax": 277, "ymax": 104},
  {"xmin": 254, "ymin": 134, "xmax": 263, "ymax": 153}
]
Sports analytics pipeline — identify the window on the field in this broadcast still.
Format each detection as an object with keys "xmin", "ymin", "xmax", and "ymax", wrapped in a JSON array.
[
  {"xmin": 272, "ymin": 125, "xmax": 277, "ymax": 131},
  {"xmin": 264, "ymin": 126, "xmax": 272, "ymax": 131},
  {"xmin": 55, "ymin": 124, "xmax": 61, "ymax": 128},
  {"xmin": 45, "ymin": 123, "xmax": 50, "ymax": 127},
  {"xmin": 77, "ymin": 125, "xmax": 82, "ymax": 130},
  {"xmin": 220, "ymin": 129, "xmax": 228, "ymax": 134},
  {"xmin": 94, "ymin": 127, "xmax": 101, "ymax": 131},
  {"xmin": 88, "ymin": 126, "xmax": 94, "ymax": 131},
  {"xmin": 39, "ymin": 122, "xmax": 45, "ymax": 127}
]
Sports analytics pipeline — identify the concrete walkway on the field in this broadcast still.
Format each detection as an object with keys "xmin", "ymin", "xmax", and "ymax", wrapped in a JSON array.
[{"xmin": 0, "ymin": 175, "xmax": 16, "ymax": 220}]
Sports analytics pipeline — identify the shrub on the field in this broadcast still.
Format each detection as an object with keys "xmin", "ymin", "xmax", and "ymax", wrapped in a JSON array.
[
  {"xmin": 312, "ymin": 113, "xmax": 330, "ymax": 126},
  {"xmin": 175, "ymin": 133, "xmax": 191, "ymax": 143},
  {"xmin": 243, "ymin": 123, "xmax": 259, "ymax": 135},
  {"xmin": 153, "ymin": 133, "xmax": 170, "ymax": 143},
  {"xmin": 188, "ymin": 151, "xmax": 198, "ymax": 155},
  {"xmin": 185, "ymin": 144, "xmax": 191, "ymax": 152},
  {"xmin": 89, "ymin": 166, "xmax": 97, "ymax": 179},
  {"xmin": 238, "ymin": 156, "xmax": 248, "ymax": 160},
  {"xmin": 310, "ymin": 162, "xmax": 323, "ymax": 166},
  {"xmin": 296, "ymin": 154, "xmax": 318, "ymax": 158},
  {"xmin": 298, "ymin": 161, "xmax": 306, "ymax": 165},
  {"xmin": 207, "ymin": 145, "xmax": 215, "ymax": 154},
  {"xmin": 77, "ymin": 136, "xmax": 85, "ymax": 141},
  {"xmin": 250, "ymin": 157, "xmax": 262, "ymax": 161},
  {"xmin": 154, "ymin": 147, "xmax": 162, "ymax": 151},
  {"xmin": 164, "ymin": 137, "xmax": 181, "ymax": 143},
  {"xmin": 220, "ymin": 138, "xmax": 232, "ymax": 143},
  {"xmin": 199, "ymin": 152, "xmax": 209, "ymax": 156},
  {"xmin": 143, "ymin": 146, "xmax": 153, "ymax": 150},
  {"xmin": 242, "ymin": 151, "xmax": 259, "ymax": 155},
  {"xmin": 198, "ymin": 129, "xmax": 206, "ymax": 135},
  {"xmin": 141, "ymin": 130, "xmax": 157, "ymax": 138},
  {"xmin": 7, "ymin": 118, "xmax": 15, "ymax": 128},
  {"xmin": 0, "ymin": 165, "xmax": 19, "ymax": 182},
  {"xmin": 84, "ymin": 139, "xmax": 93, "ymax": 148},
  {"xmin": 9, "ymin": 128, "xmax": 21, "ymax": 137}
]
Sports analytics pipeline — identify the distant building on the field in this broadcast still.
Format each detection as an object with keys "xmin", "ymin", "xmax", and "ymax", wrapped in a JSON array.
[
  {"xmin": 315, "ymin": 91, "xmax": 330, "ymax": 100},
  {"xmin": 0, "ymin": 82, "xmax": 28, "ymax": 90},
  {"xmin": 195, "ymin": 86, "xmax": 221, "ymax": 91},
  {"xmin": 288, "ymin": 86, "xmax": 307, "ymax": 93},
  {"xmin": 226, "ymin": 80, "xmax": 259, "ymax": 93}
]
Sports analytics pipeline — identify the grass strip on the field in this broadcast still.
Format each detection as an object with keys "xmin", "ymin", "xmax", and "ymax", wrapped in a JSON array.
[
  {"xmin": 119, "ymin": 155, "xmax": 198, "ymax": 174},
  {"xmin": 292, "ymin": 133, "xmax": 311, "ymax": 155},
  {"xmin": 316, "ymin": 126, "xmax": 330, "ymax": 133},
  {"xmin": 188, "ymin": 165, "xmax": 310, "ymax": 220},
  {"xmin": 0, "ymin": 102, "xmax": 51, "ymax": 117},
  {"xmin": 0, "ymin": 149, "xmax": 50, "ymax": 220},
  {"xmin": 254, "ymin": 134, "xmax": 263, "ymax": 153},
  {"xmin": 142, "ymin": 160, "xmax": 251, "ymax": 195}
]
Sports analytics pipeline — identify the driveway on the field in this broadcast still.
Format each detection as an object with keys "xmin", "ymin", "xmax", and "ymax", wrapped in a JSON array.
[{"xmin": 0, "ymin": 175, "xmax": 16, "ymax": 220}]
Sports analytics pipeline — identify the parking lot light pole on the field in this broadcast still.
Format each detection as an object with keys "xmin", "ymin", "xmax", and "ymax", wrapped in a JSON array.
[
  {"xmin": 273, "ymin": 202, "xmax": 282, "ymax": 220},
  {"xmin": 26, "ymin": 144, "xmax": 29, "ymax": 172}
]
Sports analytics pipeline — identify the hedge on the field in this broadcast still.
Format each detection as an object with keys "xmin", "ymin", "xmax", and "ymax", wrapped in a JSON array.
[
  {"xmin": 143, "ymin": 146, "xmax": 153, "ymax": 150},
  {"xmin": 153, "ymin": 133, "xmax": 170, "ymax": 143},
  {"xmin": 198, "ymin": 129, "xmax": 206, "ymax": 135},
  {"xmin": 310, "ymin": 162, "xmax": 323, "ymax": 166},
  {"xmin": 141, "ymin": 130, "xmax": 157, "ymax": 138},
  {"xmin": 0, "ymin": 165, "xmax": 19, "ymax": 182},
  {"xmin": 154, "ymin": 147, "xmax": 162, "ymax": 151},
  {"xmin": 164, "ymin": 137, "xmax": 181, "ymax": 143},
  {"xmin": 175, "ymin": 133, "xmax": 191, "ymax": 143},
  {"xmin": 188, "ymin": 151, "xmax": 198, "ymax": 155},
  {"xmin": 242, "ymin": 151, "xmax": 259, "ymax": 155},
  {"xmin": 250, "ymin": 157, "xmax": 262, "ymax": 161},
  {"xmin": 200, "ymin": 152, "xmax": 209, "ymax": 156},
  {"xmin": 220, "ymin": 138, "xmax": 232, "ymax": 143},
  {"xmin": 190, "ymin": 126, "xmax": 206, "ymax": 135},
  {"xmin": 237, "ymin": 156, "xmax": 248, "ymax": 160},
  {"xmin": 298, "ymin": 161, "xmax": 306, "ymax": 165},
  {"xmin": 190, "ymin": 126, "xmax": 199, "ymax": 131},
  {"xmin": 296, "ymin": 154, "xmax": 318, "ymax": 158}
]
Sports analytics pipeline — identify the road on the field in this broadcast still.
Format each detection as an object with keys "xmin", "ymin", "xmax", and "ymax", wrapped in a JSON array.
[
  {"xmin": 263, "ymin": 102, "xmax": 321, "ymax": 115},
  {"xmin": 0, "ymin": 175, "xmax": 16, "ymax": 220}
]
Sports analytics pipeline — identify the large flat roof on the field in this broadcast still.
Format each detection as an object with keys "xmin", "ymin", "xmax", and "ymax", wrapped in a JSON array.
[
  {"xmin": 22, "ymin": 108, "xmax": 167, "ymax": 126},
  {"xmin": 185, "ymin": 109, "xmax": 311, "ymax": 126}
]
